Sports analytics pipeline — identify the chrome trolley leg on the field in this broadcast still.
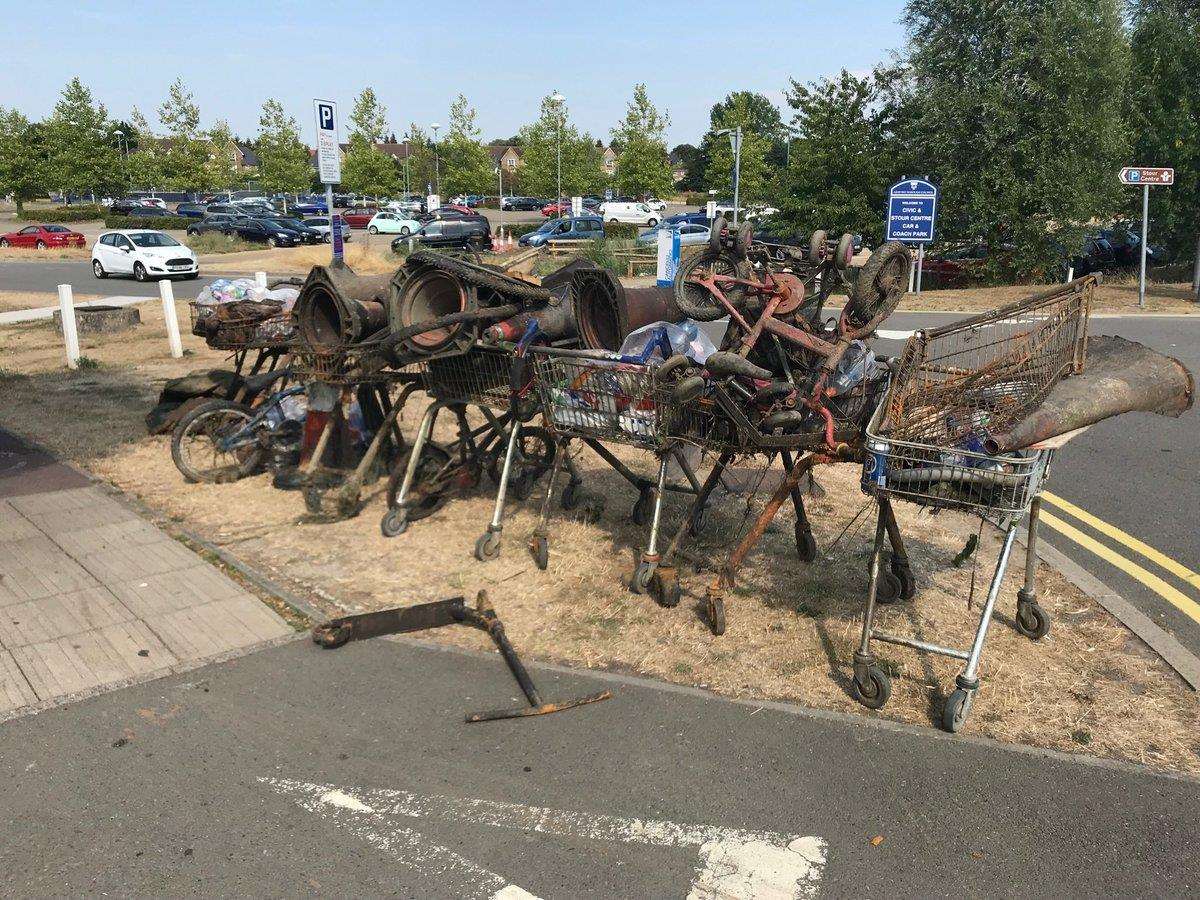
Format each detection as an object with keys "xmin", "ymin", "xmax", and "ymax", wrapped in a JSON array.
[
  {"xmin": 475, "ymin": 418, "xmax": 523, "ymax": 562},
  {"xmin": 631, "ymin": 453, "xmax": 670, "ymax": 594},
  {"xmin": 379, "ymin": 400, "xmax": 439, "ymax": 538},
  {"xmin": 852, "ymin": 505, "xmax": 893, "ymax": 710},
  {"xmin": 529, "ymin": 440, "xmax": 568, "ymax": 571},
  {"xmin": 1014, "ymin": 496, "xmax": 1051, "ymax": 640}
]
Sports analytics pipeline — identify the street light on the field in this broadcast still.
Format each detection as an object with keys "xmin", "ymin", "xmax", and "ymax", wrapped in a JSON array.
[
  {"xmin": 714, "ymin": 126, "xmax": 742, "ymax": 225},
  {"xmin": 430, "ymin": 123, "xmax": 441, "ymax": 196},
  {"xmin": 550, "ymin": 92, "xmax": 565, "ymax": 206}
]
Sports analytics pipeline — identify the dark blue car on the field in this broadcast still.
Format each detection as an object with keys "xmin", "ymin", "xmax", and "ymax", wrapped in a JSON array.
[
  {"xmin": 174, "ymin": 203, "xmax": 207, "ymax": 218},
  {"xmin": 290, "ymin": 199, "xmax": 328, "ymax": 216}
]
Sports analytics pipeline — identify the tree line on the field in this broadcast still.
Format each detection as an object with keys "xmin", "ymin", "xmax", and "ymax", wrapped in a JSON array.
[{"xmin": 674, "ymin": 0, "xmax": 1198, "ymax": 278}]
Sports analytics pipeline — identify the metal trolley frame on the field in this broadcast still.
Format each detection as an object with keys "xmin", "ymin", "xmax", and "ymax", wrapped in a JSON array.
[{"xmin": 851, "ymin": 278, "xmax": 1092, "ymax": 732}]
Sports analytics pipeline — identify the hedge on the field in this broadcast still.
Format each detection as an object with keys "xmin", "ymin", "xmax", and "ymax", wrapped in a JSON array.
[
  {"xmin": 103, "ymin": 215, "xmax": 192, "ymax": 230},
  {"xmin": 602, "ymin": 222, "xmax": 641, "ymax": 240},
  {"xmin": 17, "ymin": 204, "xmax": 105, "ymax": 222},
  {"xmin": 497, "ymin": 222, "xmax": 542, "ymax": 238},
  {"xmin": 679, "ymin": 193, "xmax": 710, "ymax": 207}
]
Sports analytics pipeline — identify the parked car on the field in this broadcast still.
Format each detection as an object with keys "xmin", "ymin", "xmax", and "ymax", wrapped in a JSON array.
[
  {"xmin": 501, "ymin": 196, "xmax": 544, "ymax": 211},
  {"xmin": 921, "ymin": 243, "xmax": 990, "ymax": 287},
  {"xmin": 387, "ymin": 198, "xmax": 425, "ymax": 216},
  {"xmin": 367, "ymin": 211, "xmax": 422, "ymax": 235},
  {"xmin": 423, "ymin": 207, "xmax": 481, "ymax": 222},
  {"xmin": 342, "ymin": 207, "xmax": 380, "ymax": 228},
  {"xmin": 519, "ymin": 215, "xmax": 605, "ymax": 247},
  {"xmin": 186, "ymin": 213, "xmax": 249, "ymax": 237},
  {"xmin": 91, "ymin": 230, "xmax": 198, "ymax": 281},
  {"xmin": 434, "ymin": 203, "xmax": 477, "ymax": 217},
  {"xmin": 174, "ymin": 202, "xmax": 208, "ymax": 219},
  {"xmin": 541, "ymin": 200, "xmax": 571, "ymax": 217},
  {"xmin": 0, "ymin": 224, "xmax": 87, "ymax": 249},
  {"xmin": 289, "ymin": 198, "xmax": 328, "ymax": 216},
  {"xmin": 266, "ymin": 217, "xmax": 323, "ymax": 244},
  {"xmin": 393, "ymin": 216, "xmax": 492, "ymax": 252},
  {"xmin": 227, "ymin": 217, "xmax": 304, "ymax": 247},
  {"xmin": 660, "ymin": 212, "xmax": 711, "ymax": 229},
  {"xmin": 599, "ymin": 201, "xmax": 660, "ymax": 227},
  {"xmin": 302, "ymin": 216, "xmax": 352, "ymax": 243},
  {"xmin": 642, "ymin": 197, "xmax": 667, "ymax": 212},
  {"xmin": 635, "ymin": 222, "xmax": 712, "ymax": 247},
  {"xmin": 123, "ymin": 206, "xmax": 175, "ymax": 219}
]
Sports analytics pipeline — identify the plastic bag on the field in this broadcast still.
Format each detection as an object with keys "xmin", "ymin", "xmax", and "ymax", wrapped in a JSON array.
[
  {"xmin": 618, "ymin": 320, "xmax": 718, "ymax": 365},
  {"xmin": 829, "ymin": 340, "xmax": 884, "ymax": 396}
]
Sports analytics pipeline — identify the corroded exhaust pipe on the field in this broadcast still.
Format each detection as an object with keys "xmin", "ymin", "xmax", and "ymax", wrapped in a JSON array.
[
  {"xmin": 570, "ymin": 268, "xmax": 678, "ymax": 351},
  {"xmin": 294, "ymin": 266, "xmax": 392, "ymax": 350}
]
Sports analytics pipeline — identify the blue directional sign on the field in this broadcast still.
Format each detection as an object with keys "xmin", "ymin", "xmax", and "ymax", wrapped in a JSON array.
[{"xmin": 886, "ymin": 178, "xmax": 938, "ymax": 243}]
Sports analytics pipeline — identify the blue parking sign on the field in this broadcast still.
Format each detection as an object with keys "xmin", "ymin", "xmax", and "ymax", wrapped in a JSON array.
[{"xmin": 886, "ymin": 178, "xmax": 938, "ymax": 243}]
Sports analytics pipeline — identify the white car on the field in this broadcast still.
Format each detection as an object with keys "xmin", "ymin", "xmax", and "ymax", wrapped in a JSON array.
[
  {"xmin": 599, "ymin": 201, "xmax": 661, "ymax": 227},
  {"xmin": 302, "ymin": 216, "xmax": 353, "ymax": 244},
  {"xmin": 642, "ymin": 197, "xmax": 667, "ymax": 212},
  {"xmin": 91, "ymin": 230, "xmax": 198, "ymax": 282},
  {"xmin": 367, "ymin": 211, "xmax": 422, "ymax": 236}
]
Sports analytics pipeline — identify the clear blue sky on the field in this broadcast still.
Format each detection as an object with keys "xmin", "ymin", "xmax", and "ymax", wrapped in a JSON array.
[{"xmin": 1, "ymin": 1, "xmax": 907, "ymax": 146}]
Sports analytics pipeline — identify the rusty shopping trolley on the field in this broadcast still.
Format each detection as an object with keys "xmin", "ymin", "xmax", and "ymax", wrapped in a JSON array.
[{"xmin": 853, "ymin": 277, "xmax": 1093, "ymax": 732}]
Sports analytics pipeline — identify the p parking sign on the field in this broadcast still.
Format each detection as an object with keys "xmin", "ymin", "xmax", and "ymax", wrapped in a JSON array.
[{"xmin": 313, "ymin": 99, "xmax": 341, "ymax": 185}]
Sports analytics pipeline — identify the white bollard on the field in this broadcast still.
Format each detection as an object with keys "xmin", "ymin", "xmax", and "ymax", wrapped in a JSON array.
[
  {"xmin": 255, "ymin": 271, "xmax": 268, "ymax": 290},
  {"xmin": 57, "ymin": 284, "xmax": 80, "ymax": 370},
  {"xmin": 1065, "ymin": 265, "xmax": 1074, "ymax": 284},
  {"xmin": 907, "ymin": 247, "xmax": 916, "ymax": 293},
  {"xmin": 159, "ymin": 279, "xmax": 183, "ymax": 359}
]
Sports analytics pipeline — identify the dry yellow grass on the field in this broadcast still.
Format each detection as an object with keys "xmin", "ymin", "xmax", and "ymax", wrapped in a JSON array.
[
  {"xmin": 0, "ymin": 313, "xmax": 1196, "ymax": 774},
  {"xmin": 0, "ymin": 246, "xmax": 91, "ymax": 261},
  {"xmin": 0, "ymin": 291, "xmax": 102, "ymax": 314},
  {"xmin": 899, "ymin": 281, "xmax": 1199, "ymax": 314}
]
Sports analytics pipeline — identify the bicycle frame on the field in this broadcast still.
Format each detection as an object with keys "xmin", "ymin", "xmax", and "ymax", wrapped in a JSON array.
[{"xmin": 217, "ymin": 384, "xmax": 307, "ymax": 453}]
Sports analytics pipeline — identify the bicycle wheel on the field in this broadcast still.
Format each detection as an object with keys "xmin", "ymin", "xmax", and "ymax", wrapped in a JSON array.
[
  {"xmin": 171, "ymin": 399, "xmax": 265, "ymax": 483},
  {"xmin": 673, "ymin": 249, "xmax": 749, "ymax": 322},
  {"xmin": 847, "ymin": 240, "xmax": 910, "ymax": 330}
]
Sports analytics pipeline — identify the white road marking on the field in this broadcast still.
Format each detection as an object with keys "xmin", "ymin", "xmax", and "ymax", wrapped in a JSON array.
[{"xmin": 261, "ymin": 777, "xmax": 826, "ymax": 898}]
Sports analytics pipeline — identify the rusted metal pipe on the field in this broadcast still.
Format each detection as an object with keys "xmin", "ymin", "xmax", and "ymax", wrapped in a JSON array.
[
  {"xmin": 983, "ymin": 335, "xmax": 1194, "ymax": 452},
  {"xmin": 295, "ymin": 266, "xmax": 392, "ymax": 350},
  {"xmin": 570, "ymin": 268, "xmax": 678, "ymax": 350}
]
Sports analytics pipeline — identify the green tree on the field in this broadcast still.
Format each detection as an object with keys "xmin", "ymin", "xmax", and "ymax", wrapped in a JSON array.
[
  {"xmin": 43, "ymin": 77, "xmax": 121, "ymax": 199},
  {"xmin": 122, "ymin": 107, "xmax": 162, "ymax": 191},
  {"xmin": 256, "ymin": 99, "xmax": 313, "ymax": 205},
  {"xmin": 0, "ymin": 109, "xmax": 46, "ymax": 213},
  {"xmin": 516, "ymin": 93, "xmax": 603, "ymax": 197},
  {"xmin": 611, "ymin": 84, "xmax": 674, "ymax": 199},
  {"xmin": 671, "ymin": 143, "xmax": 704, "ymax": 192},
  {"xmin": 700, "ymin": 92, "xmax": 782, "ymax": 204},
  {"xmin": 777, "ymin": 69, "xmax": 897, "ymax": 239},
  {"xmin": 1124, "ymin": 0, "xmax": 1200, "ymax": 264},
  {"xmin": 441, "ymin": 94, "xmax": 495, "ymax": 197},
  {"xmin": 904, "ymin": 0, "xmax": 1130, "ymax": 278},
  {"xmin": 402, "ymin": 124, "xmax": 436, "ymax": 195},
  {"xmin": 343, "ymin": 87, "xmax": 397, "ymax": 197},
  {"xmin": 204, "ymin": 120, "xmax": 242, "ymax": 195},
  {"xmin": 157, "ymin": 78, "xmax": 209, "ymax": 190}
]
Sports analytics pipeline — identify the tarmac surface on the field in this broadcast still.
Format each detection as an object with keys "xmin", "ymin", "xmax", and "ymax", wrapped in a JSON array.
[{"xmin": 1, "ymin": 635, "xmax": 1197, "ymax": 897}]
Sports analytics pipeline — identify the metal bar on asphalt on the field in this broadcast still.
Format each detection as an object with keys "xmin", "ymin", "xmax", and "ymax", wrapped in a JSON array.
[
  {"xmin": 57, "ymin": 283, "xmax": 80, "ymax": 369},
  {"xmin": 159, "ymin": 278, "xmax": 183, "ymax": 358}
]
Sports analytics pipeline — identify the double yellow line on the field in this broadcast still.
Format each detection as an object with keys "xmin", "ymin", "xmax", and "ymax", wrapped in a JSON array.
[{"xmin": 1039, "ymin": 491, "xmax": 1200, "ymax": 625}]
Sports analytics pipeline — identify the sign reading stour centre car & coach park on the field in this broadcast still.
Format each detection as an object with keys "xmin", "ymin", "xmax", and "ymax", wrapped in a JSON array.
[{"xmin": 886, "ymin": 177, "xmax": 939, "ymax": 293}]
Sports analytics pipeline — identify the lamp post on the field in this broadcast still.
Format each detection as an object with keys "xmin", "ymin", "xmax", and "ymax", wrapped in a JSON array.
[
  {"xmin": 551, "ymin": 91, "xmax": 565, "ymax": 206},
  {"xmin": 714, "ymin": 126, "xmax": 743, "ymax": 225},
  {"xmin": 496, "ymin": 165, "xmax": 504, "ymax": 236},
  {"xmin": 430, "ymin": 123, "xmax": 441, "ymax": 196}
]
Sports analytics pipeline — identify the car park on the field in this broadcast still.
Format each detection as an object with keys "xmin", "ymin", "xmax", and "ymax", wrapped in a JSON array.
[
  {"xmin": 186, "ymin": 213, "xmax": 249, "ymax": 237},
  {"xmin": 266, "ymin": 217, "xmax": 323, "ymax": 244},
  {"xmin": 367, "ymin": 211, "xmax": 422, "ymax": 235},
  {"xmin": 642, "ymin": 197, "xmax": 666, "ymax": 211},
  {"xmin": 660, "ymin": 212, "xmax": 711, "ymax": 228},
  {"xmin": 174, "ymin": 202, "xmax": 208, "ymax": 218},
  {"xmin": 0, "ymin": 224, "xmax": 87, "ymax": 249},
  {"xmin": 393, "ymin": 216, "xmax": 492, "ymax": 252},
  {"xmin": 424, "ymin": 207, "xmax": 481, "ymax": 222},
  {"xmin": 519, "ymin": 215, "xmax": 605, "ymax": 247},
  {"xmin": 302, "ymin": 216, "xmax": 352, "ymax": 243},
  {"xmin": 91, "ymin": 229, "xmax": 198, "ymax": 281},
  {"xmin": 227, "ymin": 217, "xmax": 303, "ymax": 247},
  {"xmin": 289, "ymin": 198, "xmax": 328, "ymax": 216},
  {"xmin": 599, "ymin": 201, "xmax": 660, "ymax": 227},
  {"xmin": 342, "ymin": 207, "xmax": 380, "ymax": 228},
  {"xmin": 501, "ymin": 196, "xmax": 544, "ymax": 211},
  {"xmin": 541, "ymin": 200, "xmax": 571, "ymax": 217}
]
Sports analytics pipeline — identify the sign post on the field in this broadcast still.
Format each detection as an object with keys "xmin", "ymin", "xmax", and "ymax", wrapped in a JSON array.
[
  {"xmin": 886, "ymin": 178, "xmax": 938, "ymax": 295},
  {"xmin": 314, "ymin": 100, "xmax": 343, "ymax": 267},
  {"xmin": 705, "ymin": 200, "xmax": 718, "ymax": 222},
  {"xmin": 1119, "ymin": 166, "xmax": 1173, "ymax": 309},
  {"xmin": 570, "ymin": 195, "xmax": 583, "ymax": 218},
  {"xmin": 656, "ymin": 227, "xmax": 681, "ymax": 288}
]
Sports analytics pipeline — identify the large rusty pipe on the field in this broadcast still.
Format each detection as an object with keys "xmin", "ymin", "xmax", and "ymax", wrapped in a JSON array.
[
  {"xmin": 570, "ymin": 269, "xmax": 678, "ymax": 351},
  {"xmin": 983, "ymin": 335, "xmax": 1194, "ymax": 452},
  {"xmin": 295, "ymin": 266, "xmax": 392, "ymax": 350}
]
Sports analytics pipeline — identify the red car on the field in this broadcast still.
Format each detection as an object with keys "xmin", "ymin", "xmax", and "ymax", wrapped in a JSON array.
[
  {"xmin": 0, "ymin": 224, "xmax": 87, "ymax": 249},
  {"xmin": 341, "ymin": 207, "xmax": 380, "ymax": 228},
  {"xmin": 541, "ymin": 201, "xmax": 569, "ymax": 217},
  {"xmin": 436, "ymin": 203, "xmax": 476, "ymax": 217}
]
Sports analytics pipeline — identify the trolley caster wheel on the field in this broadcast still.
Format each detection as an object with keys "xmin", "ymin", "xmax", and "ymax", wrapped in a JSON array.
[
  {"xmin": 688, "ymin": 506, "xmax": 708, "ymax": 537},
  {"xmin": 942, "ymin": 688, "xmax": 973, "ymax": 733},
  {"xmin": 890, "ymin": 557, "xmax": 917, "ymax": 601},
  {"xmin": 631, "ymin": 488, "xmax": 654, "ymax": 527},
  {"xmin": 631, "ymin": 560, "xmax": 655, "ymax": 594},
  {"xmin": 875, "ymin": 568, "xmax": 904, "ymax": 604},
  {"xmin": 795, "ymin": 524, "xmax": 818, "ymax": 563},
  {"xmin": 1015, "ymin": 600, "xmax": 1051, "ymax": 640},
  {"xmin": 474, "ymin": 530, "xmax": 502, "ymax": 562},
  {"xmin": 303, "ymin": 485, "xmax": 324, "ymax": 515},
  {"xmin": 852, "ymin": 666, "xmax": 892, "ymax": 710},
  {"xmin": 650, "ymin": 570, "xmax": 681, "ymax": 608},
  {"xmin": 380, "ymin": 508, "xmax": 409, "ymax": 538},
  {"xmin": 511, "ymin": 470, "xmax": 534, "ymax": 501},
  {"xmin": 530, "ymin": 535, "xmax": 549, "ymax": 570},
  {"xmin": 561, "ymin": 480, "xmax": 582, "ymax": 510},
  {"xmin": 705, "ymin": 593, "xmax": 726, "ymax": 636},
  {"xmin": 312, "ymin": 623, "xmax": 352, "ymax": 649}
]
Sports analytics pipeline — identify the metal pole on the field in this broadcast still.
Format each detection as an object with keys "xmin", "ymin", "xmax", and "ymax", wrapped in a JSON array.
[
  {"xmin": 1191, "ymin": 234, "xmax": 1200, "ymax": 300},
  {"xmin": 556, "ymin": 107, "xmax": 562, "ymax": 208},
  {"xmin": 915, "ymin": 243, "xmax": 925, "ymax": 294},
  {"xmin": 497, "ymin": 167, "xmax": 503, "ymax": 237},
  {"xmin": 326, "ymin": 182, "xmax": 341, "ymax": 267},
  {"xmin": 907, "ymin": 246, "xmax": 916, "ymax": 293},
  {"xmin": 731, "ymin": 127, "xmax": 741, "ymax": 227},
  {"xmin": 1139, "ymin": 183, "xmax": 1149, "ymax": 309}
]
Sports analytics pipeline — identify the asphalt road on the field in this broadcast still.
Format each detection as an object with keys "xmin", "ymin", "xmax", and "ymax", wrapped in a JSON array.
[
  {"xmin": 0, "ymin": 260, "xmax": 219, "ymax": 299},
  {"xmin": 885, "ymin": 311, "xmax": 1200, "ymax": 658},
  {"xmin": 1, "ymin": 636, "xmax": 1196, "ymax": 897}
]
